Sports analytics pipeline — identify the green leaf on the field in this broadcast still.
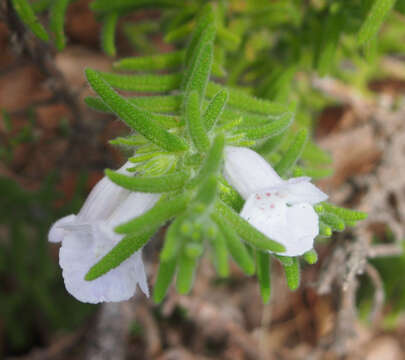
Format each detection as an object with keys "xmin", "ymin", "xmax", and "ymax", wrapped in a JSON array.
[
  {"xmin": 99, "ymin": 71, "xmax": 182, "ymax": 92},
  {"xmin": 319, "ymin": 222, "xmax": 332, "ymax": 237},
  {"xmin": 85, "ymin": 69, "xmax": 188, "ymax": 152},
  {"xmin": 257, "ymin": 251, "xmax": 271, "ymax": 303},
  {"xmin": 242, "ymin": 112, "xmax": 294, "ymax": 141},
  {"xmin": 85, "ymin": 94, "xmax": 182, "ymax": 113},
  {"xmin": 358, "ymin": 0, "xmax": 397, "ymax": 45},
  {"xmin": 319, "ymin": 212, "xmax": 345, "ymax": 232},
  {"xmin": 188, "ymin": 133, "xmax": 225, "ymax": 187},
  {"xmin": 115, "ymin": 193, "xmax": 189, "ymax": 234},
  {"xmin": 283, "ymin": 257, "xmax": 300, "ymax": 291},
  {"xmin": 153, "ymin": 257, "xmax": 177, "ymax": 303},
  {"xmin": 91, "ymin": 0, "xmax": 183, "ymax": 13},
  {"xmin": 274, "ymin": 255, "xmax": 293, "ymax": 266},
  {"xmin": 203, "ymin": 89, "xmax": 228, "ymax": 131},
  {"xmin": 85, "ymin": 97, "xmax": 178, "ymax": 128},
  {"xmin": 254, "ymin": 133, "xmax": 285, "ymax": 156},
  {"xmin": 105, "ymin": 169, "xmax": 189, "ymax": 193},
  {"xmin": 184, "ymin": 3, "xmax": 216, "ymax": 68},
  {"xmin": 214, "ymin": 201, "xmax": 285, "ymax": 253},
  {"xmin": 113, "ymin": 50, "xmax": 185, "ymax": 71},
  {"xmin": 176, "ymin": 251, "xmax": 197, "ymax": 294},
  {"xmin": 206, "ymin": 82, "xmax": 290, "ymax": 116},
  {"xmin": 160, "ymin": 216, "xmax": 185, "ymax": 261},
  {"xmin": 214, "ymin": 215, "xmax": 255, "ymax": 275},
  {"xmin": 274, "ymin": 128, "xmax": 308, "ymax": 177},
  {"xmin": 49, "ymin": 0, "xmax": 70, "ymax": 51},
  {"xmin": 185, "ymin": 42, "xmax": 214, "ymax": 100},
  {"xmin": 32, "ymin": 0, "xmax": 52, "ymax": 13},
  {"xmin": 193, "ymin": 176, "xmax": 218, "ymax": 207},
  {"xmin": 11, "ymin": 0, "xmax": 49, "ymax": 41},
  {"xmin": 303, "ymin": 249, "xmax": 318, "ymax": 264},
  {"xmin": 85, "ymin": 229, "xmax": 155, "ymax": 281},
  {"xmin": 316, "ymin": 6, "xmax": 344, "ymax": 75},
  {"xmin": 218, "ymin": 177, "xmax": 244, "ymax": 212},
  {"xmin": 101, "ymin": 12, "xmax": 119, "ymax": 57},
  {"xmin": 321, "ymin": 203, "xmax": 368, "ymax": 222},
  {"xmin": 209, "ymin": 232, "xmax": 229, "ymax": 277},
  {"xmin": 185, "ymin": 91, "xmax": 210, "ymax": 153}
]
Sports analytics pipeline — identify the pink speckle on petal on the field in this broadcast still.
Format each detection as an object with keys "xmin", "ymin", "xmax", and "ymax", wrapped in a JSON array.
[
  {"xmin": 256, "ymin": 195, "xmax": 261, "ymax": 200},
  {"xmin": 266, "ymin": 192, "xmax": 271, "ymax": 197},
  {"xmin": 270, "ymin": 204, "xmax": 275, "ymax": 209}
]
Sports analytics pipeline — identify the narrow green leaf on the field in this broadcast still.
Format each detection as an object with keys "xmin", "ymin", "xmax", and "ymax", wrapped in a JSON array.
[
  {"xmin": 254, "ymin": 133, "xmax": 285, "ymax": 156},
  {"xmin": 91, "ymin": 0, "xmax": 182, "ymax": 13},
  {"xmin": 319, "ymin": 222, "xmax": 332, "ymax": 237},
  {"xmin": 32, "ymin": 0, "xmax": 52, "ymax": 13},
  {"xmin": 160, "ymin": 216, "xmax": 184, "ymax": 261},
  {"xmin": 217, "ymin": 25, "xmax": 241, "ymax": 51},
  {"xmin": 106, "ymin": 169, "xmax": 189, "ymax": 193},
  {"xmin": 203, "ymin": 89, "xmax": 228, "ymax": 131},
  {"xmin": 194, "ymin": 176, "xmax": 218, "ymax": 208},
  {"xmin": 321, "ymin": 203, "xmax": 368, "ymax": 222},
  {"xmin": 185, "ymin": 42, "xmax": 213, "ymax": 99},
  {"xmin": 358, "ymin": 0, "xmax": 396, "ymax": 45},
  {"xmin": 85, "ymin": 229, "xmax": 155, "ymax": 281},
  {"xmin": 210, "ymin": 232, "xmax": 229, "ymax": 277},
  {"xmin": 85, "ymin": 97, "xmax": 178, "ymax": 128},
  {"xmin": 188, "ymin": 133, "xmax": 225, "ymax": 187},
  {"xmin": 302, "ymin": 141, "xmax": 332, "ymax": 164},
  {"xmin": 274, "ymin": 128, "xmax": 308, "ymax": 177},
  {"xmin": 218, "ymin": 177, "xmax": 244, "ymax": 212},
  {"xmin": 165, "ymin": 21, "xmax": 193, "ymax": 43},
  {"xmin": 185, "ymin": 91, "xmax": 210, "ymax": 153},
  {"xmin": 316, "ymin": 7, "xmax": 344, "ymax": 75},
  {"xmin": 214, "ymin": 201, "xmax": 285, "ymax": 253},
  {"xmin": 184, "ymin": 3, "xmax": 216, "ymax": 68},
  {"xmin": 274, "ymin": 255, "xmax": 293, "ymax": 266},
  {"xmin": 85, "ymin": 69, "xmax": 188, "ymax": 152},
  {"xmin": 206, "ymin": 82, "xmax": 289, "ymax": 116},
  {"xmin": 257, "ymin": 251, "xmax": 271, "ymax": 303},
  {"xmin": 101, "ymin": 12, "xmax": 119, "ymax": 56},
  {"xmin": 176, "ymin": 252, "xmax": 197, "ymax": 294},
  {"xmin": 85, "ymin": 95, "xmax": 182, "ymax": 114},
  {"xmin": 303, "ymin": 249, "xmax": 318, "ymax": 264},
  {"xmin": 114, "ymin": 50, "xmax": 185, "ymax": 71},
  {"xmin": 11, "ymin": 0, "xmax": 49, "ymax": 41},
  {"xmin": 319, "ymin": 212, "xmax": 345, "ymax": 232},
  {"xmin": 242, "ymin": 112, "xmax": 294, "ymax": 141},
  {"xmin": 115, "ymin": 193, "xmax": 189, "ymax": 234},
  {"xmin": 214, "ymin": 215, "xmax": 255, "ymax": 275},
  {"xmin": 49, "ymin": 0, "xmax": 70, "ymax": 51},
  {"xmin": 153, "ymin": 257, "xmax": 177, "ymax": 303},
  {"xmin": 99, "ymin": 71, "xmax": 182, "ymax": 92},
  {"xmin": 283, "ymin": 257, "xmax": 300, "ymax": 291}
]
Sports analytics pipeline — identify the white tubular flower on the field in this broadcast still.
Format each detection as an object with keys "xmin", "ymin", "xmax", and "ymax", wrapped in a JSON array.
[
  {"xmin": 48, "ymin": 162, "xmax": 160, "ymax": 303},
  {"xmin": 224, "ymin": 146, "xmax": 328, "ymax": 257}
]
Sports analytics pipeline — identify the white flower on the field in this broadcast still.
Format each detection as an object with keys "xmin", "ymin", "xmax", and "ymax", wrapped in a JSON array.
[
  {"xmin": 48, "ymin": 162, "xmax": 160, "ymax": 303},
  {"xmin": 223, "ymin": 146, "xmax": 328, "ymax": 257}
]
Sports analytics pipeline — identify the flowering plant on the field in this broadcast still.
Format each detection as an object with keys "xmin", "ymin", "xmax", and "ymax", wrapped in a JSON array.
[{"xmin": 45, "ymin": 4, "xmax": 368, "ymax": 304}]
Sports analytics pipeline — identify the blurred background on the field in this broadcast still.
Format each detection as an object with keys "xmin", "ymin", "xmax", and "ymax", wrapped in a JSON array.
[{"xmin": 1, "ymin": 0, "xmax": 405, "ymax": 359}]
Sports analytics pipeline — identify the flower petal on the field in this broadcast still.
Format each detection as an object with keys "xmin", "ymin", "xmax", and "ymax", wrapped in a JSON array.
[
  {"xmin": 77, "ymin": 161, "xmax": 134, "ymax": 222},
  {"xmin": 107, "ymin": 192, "xmax": 161, "ymax": 228},
  {"xmin": 59, "ymin": 224, "xmax": 148, "ymax": 303},
  {"xmin": 48, "ymin": 214, "xmax": 76, "ymax": 243},
  {"xmin": 240, "ymin": 191, "xmax": 319, "ymax": 256},
  {"xmin": 283, "ymin": 203, "xmax": 319, "ymax": 256},
  {"xmin": 240, "ymin": 190, "xmax": 289, "ymax": 251},
  {"xmin": 284, "ymin": 177, "xmax": 328, "ymax": 205},
  {"xmin": 224, "ymin": 146, "xmax": 282, "ymax": 199}
]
